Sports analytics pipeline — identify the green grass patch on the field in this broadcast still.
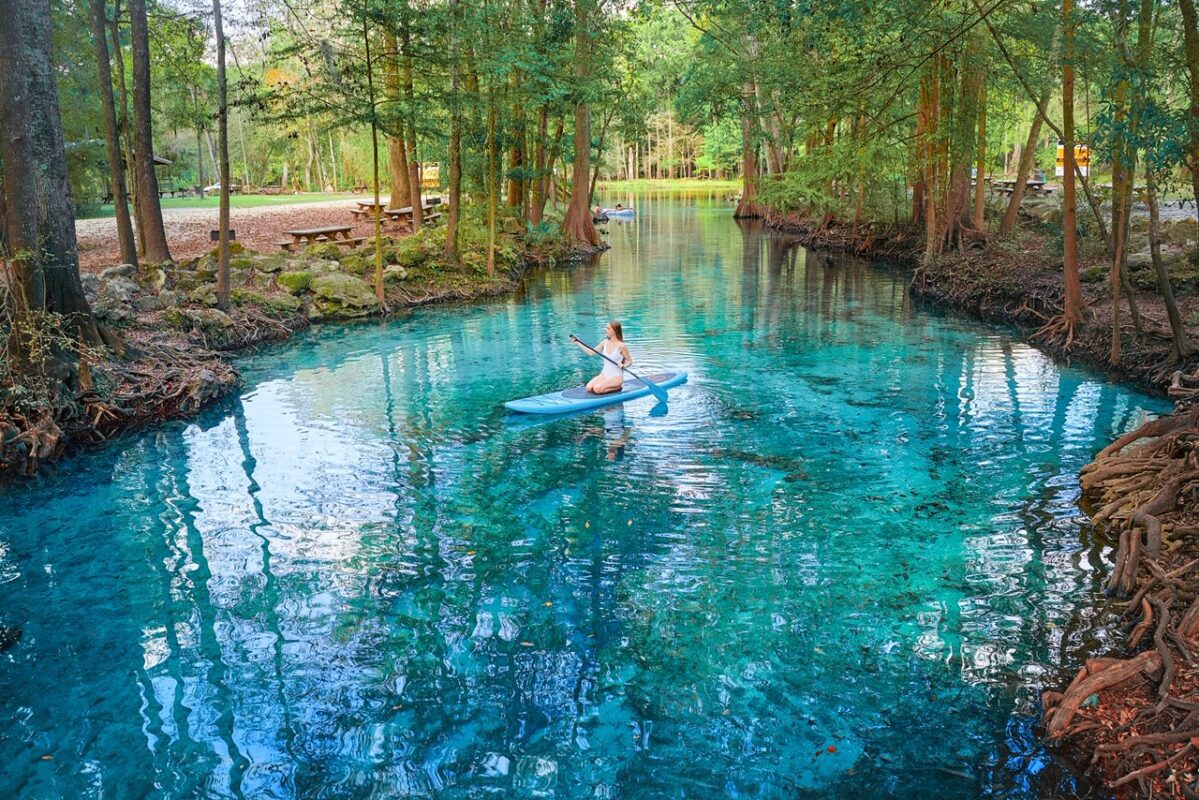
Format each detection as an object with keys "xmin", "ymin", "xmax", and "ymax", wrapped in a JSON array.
[{"xmin": 596, "ymin": 178, "xmax": 741, "ymax": 195}]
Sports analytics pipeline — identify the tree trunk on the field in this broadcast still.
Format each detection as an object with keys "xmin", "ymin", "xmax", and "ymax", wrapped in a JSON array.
[
  {"xmin": 445, "ymin": 0, "xmax": 461, "ymax": 261},
  {"xmin": 508, "ymin": 74, "xmax": 525, "ymax": 208},
  {"xmin": 1180, "ymin": 0, "xmax": 1199, "ymax": 226},
  {"xmin": 402, "ymin": 24, "xmax": 421, "ymax": 228},
  {"xmin": 999, "ymin": 105, "xmax": 1045, "ymax": 234},
  {"xmin": 973, "ymin": 79, "xmax": 987, "ymax": 230},
  {"xmin": 537, "ymin": 118, "xmax": 564, "ymax": 222},
  {"xmin": 383, "ymin": 32, "xmax": 409, "ymax": 209},
  {"xmin": 733, "ymin": 81, "xmax": 762, "ymax": 218},
  {"xmin": 192, "ymin": 88, "xmax": 206, "ymax": 196},
  {"xmin": 364, "ymin": 9, "xmax": 385, "ymax": 305},
  {"xmin": 1062, "ymin": 0, "xmax": 1081, "ymax": 335},
  {"xmin": 1, "ymin": 0, "xmax": 101, "ymax": 346},
  {"xmin": 923, "ymin": 60, "xmax": 941, "ymax": 262},
  {"xmin": 90, "ymin": 0, "xmax": 137, "ymax": 266},
  {"xmin": 213, "ymin": 0, "xmax": 231, "ymax": 310},
  {"xmin": 110, "ymin": 0, "xmax": 143, "ymax": 255},
  {"xmin": 912, "ymin": 80, "xmax": 927, "ymax": 227},
  {"xmin": 486, "ymin": 93, "xmax": 498, "ymax": 273},
  {"xmin": 1147, "ymin": 178, "xmax": 1192, "ymax": 359},
  {"xmin": 589, "ymin": 110, "xmax": 612, "ymax": 205},
  {"xmin": 129, "ymin": 0, "xmax": 171, "ymax": 262},
  {"xmin": 561, "ymin": 0, "xmax": 601, "ymax": 247},
  {"xmin": 529, "ymin": 106, "xmax": 548, "ymax": 225}
]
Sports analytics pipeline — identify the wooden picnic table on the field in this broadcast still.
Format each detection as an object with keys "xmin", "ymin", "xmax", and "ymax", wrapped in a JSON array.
[
  {"xmin": 279, "ymin": 224, "xmax": 359, "ymax": 251},
  {"xmin": 991, "ymin": 177, "xmax": 1053, "ymax": 198},
  {"xmin": 351, "ymin": 200, "xmax": 389, "ymax": 221},
  {"xmin": 383, "ymin": 203, "xmax": 442, "ymax": 223}
]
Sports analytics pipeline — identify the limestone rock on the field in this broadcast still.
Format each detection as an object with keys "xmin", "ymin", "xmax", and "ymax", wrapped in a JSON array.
[
  {"xmin": 310, "ymin": 273, "xmax": 380, "ymax": 319},
  {"xmin": 91, "ymin": 289, "xmax": 134, "ymax": 323},
  {"xmin": 277, "ymin": 270, "xmax": 313, "ymax": 294},
  {"xmin": 163, "ymin": 307, "xmax": 234, "ymax": 333},
  {"xmin": 1126, "ymin": 250, "xmax": 1154, "ymax": 270},
  {"xmin": 132, "ymin": 295, "xmax": 165, "ymax": 313},
  {"xmin": 138, "ymin": 266, "xmax": 166, "ymax": 293},
  {"xmin": 231, "ymin": 288, "xmax": 302, "ymax": 315},
  {"xmin": 189, "ymin": 285, "xmax": 218, "ymax": 307},
  {"xmin": 100, "ymin": 263, "xmax": 137, "ymax": 281}
]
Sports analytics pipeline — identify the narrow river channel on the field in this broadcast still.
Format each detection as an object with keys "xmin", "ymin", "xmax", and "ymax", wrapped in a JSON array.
[{"xmin": 0, "ymin": 194, "xmax": 1172, "ymax": 798}]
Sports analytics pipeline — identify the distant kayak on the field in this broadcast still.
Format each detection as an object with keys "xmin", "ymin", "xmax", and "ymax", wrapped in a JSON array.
[
  {"xmin": 602, "ymin": 207, "xmax": 635, "ymax": 218},
  {"xmin": 504, "ymin": 372, "xmax": 686, "ymax": 414}
]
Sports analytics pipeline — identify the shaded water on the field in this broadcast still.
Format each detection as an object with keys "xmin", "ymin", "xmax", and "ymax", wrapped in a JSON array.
[{"xmin": 0, "ymin": 196, "xmax": 1170, "ymax": 798}]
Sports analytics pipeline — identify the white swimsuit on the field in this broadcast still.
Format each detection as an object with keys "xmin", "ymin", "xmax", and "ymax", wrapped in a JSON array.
[{"xmin": 600, "ymin": 339, "xmax": 626, "ymax": 379}]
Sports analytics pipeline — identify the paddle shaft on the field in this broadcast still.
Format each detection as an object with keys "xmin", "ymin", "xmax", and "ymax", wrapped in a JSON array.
[{"xmin": 572, "ymin": 335, "xmax": 670, "ymax": 403}]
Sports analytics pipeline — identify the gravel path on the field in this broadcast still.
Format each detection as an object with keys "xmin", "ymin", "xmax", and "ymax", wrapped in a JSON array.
[{"xmin": 75, "ymin": 198, "xmax": 399, "ymax": 272}]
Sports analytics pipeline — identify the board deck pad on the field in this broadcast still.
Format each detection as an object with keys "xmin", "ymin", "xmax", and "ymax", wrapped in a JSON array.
[{"xmin": 504, "ymin": 372, "xmax": 686, "ymax": 414}]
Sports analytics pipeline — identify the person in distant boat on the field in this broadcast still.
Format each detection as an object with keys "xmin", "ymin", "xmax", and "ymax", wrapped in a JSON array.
[
  {"xmin": 615, "ymin": 203, "xmax": 625, "ymax": 210},
  {"xmin": 572, "ymin": 321, "xmax": 632, "ymax": 395}
]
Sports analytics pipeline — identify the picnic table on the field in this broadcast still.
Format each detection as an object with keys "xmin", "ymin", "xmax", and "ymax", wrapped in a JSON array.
[
  {"xmin": 278, "ymin": 224, "xmax": 362, "ymax": 252},
  {"xmin": 992, "ymin": 177, "xmax": 1052, "ymax": 197},
  {"xmin": 383, "ymin": 202, "xmax": 443, "ymax": 225},
  {"xmin": 351, "ymin": 200, "xmax": 389, "ymax": 221}
]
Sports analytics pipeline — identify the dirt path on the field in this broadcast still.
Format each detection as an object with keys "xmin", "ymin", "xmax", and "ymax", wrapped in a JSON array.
[{"xmin": 75, "ymin": 198, "xmax": 398, "ymax": 272}]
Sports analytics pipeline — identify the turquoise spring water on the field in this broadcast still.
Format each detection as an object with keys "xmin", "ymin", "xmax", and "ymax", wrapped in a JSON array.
[{"xmin": 0, "ymin": 195, "xmax": 1172, "ymax": 799}]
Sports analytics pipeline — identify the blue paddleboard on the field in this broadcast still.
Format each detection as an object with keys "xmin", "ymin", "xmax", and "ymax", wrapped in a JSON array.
[{"xmin": 504, "ymin": 372, "xmax": 687, "ymax": 414}]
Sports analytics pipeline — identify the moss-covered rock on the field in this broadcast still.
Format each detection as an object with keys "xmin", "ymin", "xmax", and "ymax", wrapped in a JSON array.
[
  {"xmin": 1080, "ymin": 265, "xmax": 1107, "ymax": 284},
  {"xmin": 310, "ymin": 272, "xmax": 380, "ymax": 319},
  {"xmin": 231, "ymin": 288, "xmax": 302, "ymax": 315},
  {"xmin": 383, "ymin": 265, "xmax": 409, "ymax": 282},
  {"xmin": 189, "ymin": 285, "xmax": 218, "ymax": 307},
  {"xmin": 339, "ymin": 254, "xmax": 369, "ymax": 275},
  {"xmin": 229, "ymin": 255, "xmax": 256, "ymax": 271},
  {"xmin": 277, "ymin": 270, "xmax": 313, "ymax": 294},
  {"xmin": 255, "ymin": 253, "xmax": 290, "ymax": 273},
  {"xmin": 305, "ymin": 242, "xmax": 343, "ymax": 259},
  {"xmin": 163, "ymin": 307, "xmax": 235, "ymax": 333}
]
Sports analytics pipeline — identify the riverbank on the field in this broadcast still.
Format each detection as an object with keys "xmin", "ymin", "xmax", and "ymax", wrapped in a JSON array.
[
  {"xmin": 766, "ymin": 206, "xmax": 1199, "ymax": 796},
  {"xmin": 0, "ymin": 220, "xmax": 582, "ymax": 479}
]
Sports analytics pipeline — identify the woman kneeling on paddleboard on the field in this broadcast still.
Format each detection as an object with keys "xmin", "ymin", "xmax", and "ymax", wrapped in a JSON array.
[{"xmin": 572, "ymin": 321, "xmax": 632, "ymax": 395}]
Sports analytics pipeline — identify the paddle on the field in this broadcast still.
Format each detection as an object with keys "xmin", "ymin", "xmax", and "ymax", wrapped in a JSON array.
[{"xmin": 570, "ymin": 334, "xmax": 671, "ymax": 404}]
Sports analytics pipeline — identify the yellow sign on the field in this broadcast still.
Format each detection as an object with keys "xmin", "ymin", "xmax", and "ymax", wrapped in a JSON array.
[
  {"xmin": 419, "ymin": 162, "xmax": 440, "ymax": 189},
  {"xmin": 1056, "ymin": 143, "xmax": 1090, "ymax": 177}
]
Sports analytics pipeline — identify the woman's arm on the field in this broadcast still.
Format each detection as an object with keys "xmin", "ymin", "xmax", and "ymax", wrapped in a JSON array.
[{"xmin": 620, "ymin": 344, "xmax": 633, "ymax": 367}]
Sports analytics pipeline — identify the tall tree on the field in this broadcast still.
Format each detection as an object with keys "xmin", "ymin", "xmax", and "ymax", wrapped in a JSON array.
[
  {"xmin": 213, "ymin": 0, "xmax": 231, "ymax": 309},
  {"xmin": 1, "ymin": 0, "xmax": 101, "ymax": 346},
  {"xmin": 129, "ymin": 0, "xmax": 172, "ymax": 262},
  {"xmin": 445, "ymin": 0, "xmax": 462, "ymax": 261},
  {"xmin": 1061, "ymin": 0, "xmax": 1081, "ymax": 339},
  {"xmin": 1179, "ymin": 0, "xmax": 1199, "ymax": 222},
  {"xmin": 561, "ymin": 0, "xmax": 602, "ymax": 247},
  {"xmin": 89, "ymin": 0, "xmax": 138, "ymax": 267}
]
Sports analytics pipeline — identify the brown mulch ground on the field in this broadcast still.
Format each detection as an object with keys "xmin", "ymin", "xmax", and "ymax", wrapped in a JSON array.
[{"xmin": 74, "ymin": 197, "xmax": 400, "ymax": 271}]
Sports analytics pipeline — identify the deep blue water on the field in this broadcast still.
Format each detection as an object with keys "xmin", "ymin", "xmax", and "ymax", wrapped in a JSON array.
[{"xmin": 0, "ymin": 195, "xmax": 1169, "ymax": 798}]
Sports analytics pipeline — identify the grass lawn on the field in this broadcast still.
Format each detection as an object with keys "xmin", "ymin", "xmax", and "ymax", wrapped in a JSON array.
[
  {"xmin": 596, "ymin": 178, "xmax": 742, "ymax": 194},
  {"xmin": 78, "ymin": 192, "xmax": 365, "ymax": 219}
]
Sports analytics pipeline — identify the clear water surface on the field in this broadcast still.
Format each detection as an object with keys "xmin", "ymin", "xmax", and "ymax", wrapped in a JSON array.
[{"xmin": 0, "ymin": 194, "xmax": 1170, "ymax": 799}]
